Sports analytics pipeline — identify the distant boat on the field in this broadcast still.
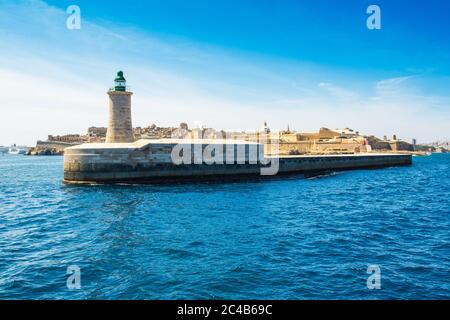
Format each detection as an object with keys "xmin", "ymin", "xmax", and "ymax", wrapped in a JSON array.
[{"xmin": 8, "ymin": 146, "xmax": 26, "ymax": 155}]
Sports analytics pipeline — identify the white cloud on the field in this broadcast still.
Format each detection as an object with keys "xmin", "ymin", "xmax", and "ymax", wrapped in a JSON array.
[{"xmin": 0, "ymin": 0, "xmax": 448, "ymax": 146}]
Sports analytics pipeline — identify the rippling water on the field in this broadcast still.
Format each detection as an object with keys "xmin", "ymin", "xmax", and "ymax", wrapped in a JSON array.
[{"xmin": 0, "ymin": 153, "xmax": 449, "ymax": 299}]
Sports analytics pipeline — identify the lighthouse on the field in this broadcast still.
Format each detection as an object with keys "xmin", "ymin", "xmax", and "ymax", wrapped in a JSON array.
[{"xmin": 105, "ymin": 71, "xmax": 134, "ymax": 143}]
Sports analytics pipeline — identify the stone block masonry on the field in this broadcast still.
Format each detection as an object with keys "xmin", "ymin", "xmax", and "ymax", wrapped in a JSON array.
[
  {"xmin": 105, "ymin": 91, "xmax": 134, "ymax": 143},
  {"xmin": 63, "ymin": 139, "xmax": 412, "ymax": 184}
]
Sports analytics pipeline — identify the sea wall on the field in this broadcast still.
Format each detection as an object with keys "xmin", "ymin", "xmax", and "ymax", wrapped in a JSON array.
[
  {"xmin": 278, "ymin": 154, "xmax": 411, "ymax": 173},
  {"xmin": 27, "ymin": 140, "xmax": 79, "ymax": 155},
  {"xmin": 63, "ymin": 140, "xmax": 412, "ymax": 183}
]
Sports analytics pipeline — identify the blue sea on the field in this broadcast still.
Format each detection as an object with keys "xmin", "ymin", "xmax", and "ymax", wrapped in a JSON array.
[{"xmin": 0, "ymin": 153, "xmax": 449, "ymax": 300}]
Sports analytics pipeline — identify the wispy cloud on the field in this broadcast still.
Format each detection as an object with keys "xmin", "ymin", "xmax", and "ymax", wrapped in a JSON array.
[{"xmin": 318, "ymin": 82, "xmax": 360, "ymax": 101}]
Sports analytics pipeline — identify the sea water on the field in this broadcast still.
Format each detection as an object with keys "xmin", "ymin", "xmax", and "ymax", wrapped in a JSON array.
[{"xmin": 0, "ymin": 154, "xmax": 449, "ymax": 299}]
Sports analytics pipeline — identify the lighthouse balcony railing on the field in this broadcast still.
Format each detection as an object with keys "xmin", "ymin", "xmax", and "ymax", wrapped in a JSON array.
[{"xmin": 109, "ymin": 86, "xmax": 132, "ymax": 92}]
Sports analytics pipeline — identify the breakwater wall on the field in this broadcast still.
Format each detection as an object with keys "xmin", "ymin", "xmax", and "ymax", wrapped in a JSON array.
[{"xmin": 63, "ymin": 139, "xmax": 412, "ymax": 184}]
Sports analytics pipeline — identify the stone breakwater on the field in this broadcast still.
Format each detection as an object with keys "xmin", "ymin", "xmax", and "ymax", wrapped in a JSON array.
[
  {"xmin": 63, "ymin": 139, "xmax": 412, "ymax": 184},
  {"xmin": 27, "ymin": 141, "xmax": 77, "ymax": 156}
]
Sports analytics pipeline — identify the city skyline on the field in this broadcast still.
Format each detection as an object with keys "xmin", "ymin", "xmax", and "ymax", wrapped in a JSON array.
[{"xmin": 1, "ymin": 0, "xmax": 449, "ymax": 146}]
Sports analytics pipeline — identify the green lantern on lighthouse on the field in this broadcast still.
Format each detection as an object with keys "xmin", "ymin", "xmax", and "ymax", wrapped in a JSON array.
[{"xmin": 113, "ymin": 71, "xmax": 126, "ymax": 92}]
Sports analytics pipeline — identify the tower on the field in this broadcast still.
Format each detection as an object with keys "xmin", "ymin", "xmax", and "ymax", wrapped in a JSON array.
[{"xmin": 105, "ymin": 71, "xmax": 134, "ymax": 143}]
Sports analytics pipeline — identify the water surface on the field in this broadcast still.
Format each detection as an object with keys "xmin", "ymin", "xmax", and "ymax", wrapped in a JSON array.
[{"xmin": 0, "ymin": 154, "xmax": 449, "ymax": 299}]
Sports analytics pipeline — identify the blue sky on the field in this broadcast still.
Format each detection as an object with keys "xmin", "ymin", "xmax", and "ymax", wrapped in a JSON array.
[
  {"xmin": 45, "ymin": 0, "xmax": 450, "ymax": 74},
  {"xmin": 1, "ymin": 0, "xmax": 449, "ymax": 145}
]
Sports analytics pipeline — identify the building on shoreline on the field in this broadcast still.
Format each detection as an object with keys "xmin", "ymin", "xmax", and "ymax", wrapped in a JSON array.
[{"xmin": 30, "ymin": 123, "xmax": 420, "ymax": 156}]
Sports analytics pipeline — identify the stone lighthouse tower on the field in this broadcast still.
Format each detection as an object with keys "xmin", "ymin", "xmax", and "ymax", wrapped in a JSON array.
[{"xmin": 105, "ymin": 71, "xmax": 134, "ymax": 143}]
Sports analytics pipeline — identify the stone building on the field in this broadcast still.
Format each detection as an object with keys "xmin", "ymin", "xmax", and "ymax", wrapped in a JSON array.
[
  {"xmin": 366, "ymin": 136, "xmax": 414, "ymax": 152},
  {"xmin": 223, "ymin": 126, "xmax": 370, "ymax": 155},
  {"xmin": 87, "ymin": 127, "xmax": 107, "ymax": 142},
  {"xmin": 47, "ymin": 134, "xmax": 87, "ymax": 144}
]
